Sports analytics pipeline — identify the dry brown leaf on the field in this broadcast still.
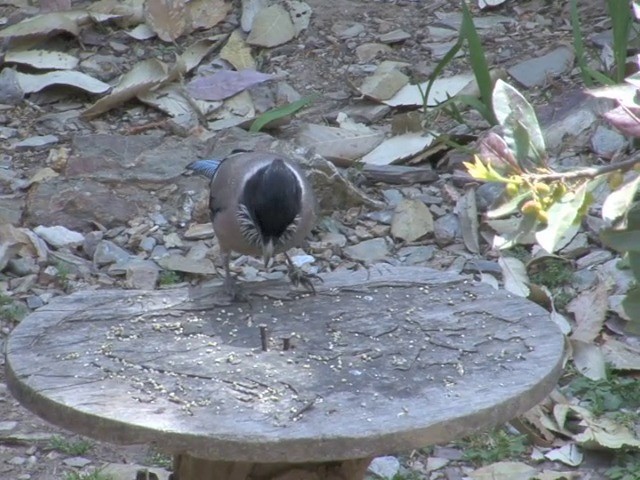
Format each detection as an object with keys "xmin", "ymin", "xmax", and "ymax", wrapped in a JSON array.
[
  {"xmin": 567, "ymin": 280, "xmax": 610, "ymax": 343},
  {"xmin": 83, "ymin": 58, "xmax": 170, "ymax": 118},
  {"xmin": 601, "ymin": 333, "xmax": 640, "ymax": 370},
  {"xmin": 188, "ymin": 0, "xmax": 231, "ymax": 30},
  {"xmin": 220, "ymin": 29, "xmax": 256, "ymax": 70},
  {"xmin": 144, "ymin": 0, "xmax": 189, "ymax": 42}
]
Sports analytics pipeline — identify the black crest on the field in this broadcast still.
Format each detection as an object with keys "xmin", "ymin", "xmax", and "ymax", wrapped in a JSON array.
[{"xmin": 240, "ymin": 159, "xmax": 302, "ymax": 244}]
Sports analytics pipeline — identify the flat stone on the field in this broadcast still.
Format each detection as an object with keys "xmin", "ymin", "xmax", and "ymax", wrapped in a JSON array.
[
  {"xmin": 163, "ymin": 232, "xmax": 183, "ymax": 248},
  {"xmin": 368, "ymin": 455, "xmax": 400, "ymax": 478},
  {"xmin": 184, "ymin": 223, "xmax": 214, "ymax": 240},
  {"xmin": 7, "ymin": 456, "xmax": 26, "ymax": 465},
  {"xmin": 426, "ymin": 456, "xmax": 450, "ymax": 472},
  {"xmin": 139, "ymin": 236, "xmax": 157, "ymax": 252},
  {"xmin": 101, "ymin": 463, "xmax": 171, "ymax": 480},
  {"xmin": 0, "ymin": 67, "xmax": 24, "ymax": 105},
  {"xmin": 576, "ymin": 249, "xmax": 613, "ymax": 269},
  {"xmin": 591, "ymin": 125, "xmax": 627, "ymax": 158},
  {"xmin": 93, "ymin": 240, "xmax": 131, "ymax": 266},
  {"xmin": 0, "ymin": 193, "xmax": 25, "ymax": 225},
  {"xmin": 156, "ymin": 254, "xmax": 217, "ymax": 275},
  {"xmin": 463, "ymin": 259, "xmax": 501, "ymax": 275},
  {"xmin": 382, "ymin": 189, "xmax": 403, "ymax": 206},
  {"xmin": 343, "ymin": 237, "xmax": 389, "ymax": 263},
  {"xmin": 333, "ymin": 21, "xmax": 364, "ymax": 38},
  {"xmin": 34, "ymin": 225, "xmax": 84, "ymax": 249},
  {"xmin": 126, "ymin": 260, "xmax": 160, "ymax": 290},
  {"xmin": 319, "ymin": 232, "xmax": 347, "ymax": 248},
  {"xmin": 397, "ymin": 245, "xmax": 435, "ymax": 265},
  {"xmin": 378, "ymin": 29, "xmax": 411, "ymax": 44},
  {"xmin": 475, "ymin": 182, "xmax": 504, "ymax": 212},
  {"xmin": 355, "ymin": 43, "xmax": 392, "ymax": 63},
  {"xmin": 434, "ymin": 213, "xmax": 461, "ymax": 247},
  {"xmin": 391, "ymin": 199, "xmax": 434, "ymax": 242},
  {"xmin": 508, "ymin": 46, "xmax": 575, "ymax": 88},
  {"xmin": 63, "ymin": 456, "xmax": 92, "ymax": 468},
  {"xmin": 13, "ymin": 135, "xmax": 59, "ymax": 150},
  {"xmin": 366, "ymin": 210, "xmax": 394, "ymax": 225}
]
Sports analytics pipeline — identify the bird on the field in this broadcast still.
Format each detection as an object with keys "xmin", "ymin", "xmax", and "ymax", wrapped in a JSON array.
[{"xmin": 187, "ymin": 151, "xmax": 319, "ymax": 298}]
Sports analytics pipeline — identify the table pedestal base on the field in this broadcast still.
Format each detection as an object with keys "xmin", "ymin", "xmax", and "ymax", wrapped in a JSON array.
[{"xmin": 173, "ymin": 454, "xmax": 372, "ymax": 480}]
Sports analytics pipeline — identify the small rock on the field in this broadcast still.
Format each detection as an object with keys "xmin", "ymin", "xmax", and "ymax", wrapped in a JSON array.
[
  {"xmin": 344, "ymin": 238, "xmax": 389, "ymax": 263},
  {"xmin": 163, "ymin": 232, "xmax": 183, "ymax": 248},
  {"xmin": 184, "ymin": 223, "xmax": 214, "ymax": 240},
  {"xmin": 126, "ymin": 260, "xmax": 160, "ymax": 290},
  {"xmin": 365, "ymin": 210, "xmax": 394, "ymax": 225},
  {"xmin": 63, "ymin": 456, "xmax": 92, "ymax": 468},
  {"xmin": 508, "ymin": 46, "xmax": 575, "ymax": 88},
  {"xmin": 475, "ymin": 182, "xmax": 504, "ymax": 212},
  {"xmin": 573, "ymin": 268, "xmax": 598, "ymax": 291},
  {"xmin": 139, "ymin": 236, "xmax": 157, "ymax": 252},
  {"xmin": 355, "ymin": 42, "xmax": 392, "ymax": 62},
  {"xmin": 426, "ymin": 456, "xmax": 450, "ymax": 472},
  {"xmin": 319, "ymin": 232, "xmax": 347, "ymax": 248},
  {"xmin": 397, "ymin": 245, "xmax": 435, "ymax": 265},
  {"xmin": 382, "ymin": 189, "xmax": 403, "ymax": 206},
  {"xmin": 13, "ymin": 134, "xmax": 59, "ymax": 150},
  {"xmin": 6, "ymin": 257, "xmax": 39, "ymax": 276},
  {"xmin": 378, "ymin": 29, "xmax": 411, "ymax": 44},
  {"xmin": 434, "ymin": 213, "xmax": 461, "ymax": 246},
  {"xmin": 591, "ymin": 125, "xmax": 627, "ymax": 158},
  {"xmin": 150, "ymin": 212, "xmax": 169, "ymax": 226},
  {"xmin": 290, "ymin": 254, "xmax": 315, "ymax": 267},
  {"xmin": 576, "ymin": 249, "xmax": 613, "ymax": 269},
  {"xmin": 34, "ymin": 225, "xmax": 84, "ymax": 248},
  {"xmin": 0, "ymin": 68, "xmax": 24, "ymax": 105},
  {"xmin": 391, "ymin": 199, "xmax": 434, "ymax": 242},
  {"xmin": 101, "ymin": 463, "xmax": 170, "ymax": 480},
  {"xmin": 368, "ymin": 455, "xmax": 400, "ymax": 479},
  {"xmin": 93, "ymin": 240, "xmax": 131, "ymax": 266},
  {"xmin": 25, "ymin": 295, "xmax": 45, "ymax": 309},
  {"xmin": 8, "ymin": 456, "xmax": 27, "ymax": 465},
  {"xmin": 82, "ymin": 231, "xmax": 104, "ymax": 258},
  {"xmin": 463, "ymin": 259, "xmax": 501, "ymax": 274},
  {"xmin": 333, "ymin": 21, "xmax": 365, "ymax": 38}
]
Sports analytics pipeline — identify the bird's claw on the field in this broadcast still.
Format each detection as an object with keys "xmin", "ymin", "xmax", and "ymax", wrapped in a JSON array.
[
  {"xmin": 287, "ymin": 267, "xmax": 323, "ymax": 294},
  {"xmin": 223, "ymin": 276, "xmax": 248, "ymax": 302}
]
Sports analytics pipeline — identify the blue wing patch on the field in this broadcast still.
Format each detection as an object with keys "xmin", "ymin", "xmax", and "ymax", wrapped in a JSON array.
[{"xmin": 186, "ymin": 159, "xmax": 222, "ymax": 178}]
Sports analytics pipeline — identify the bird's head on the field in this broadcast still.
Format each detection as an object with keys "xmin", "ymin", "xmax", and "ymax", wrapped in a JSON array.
[{"xmin": 237, "ymin": 158, "xmax": 302, "ymax": 267}]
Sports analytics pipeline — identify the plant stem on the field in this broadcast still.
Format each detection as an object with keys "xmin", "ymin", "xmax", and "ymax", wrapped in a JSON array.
[{"xmin": 527, "ymin": 154, "xmax": 640, "ymax": 182}]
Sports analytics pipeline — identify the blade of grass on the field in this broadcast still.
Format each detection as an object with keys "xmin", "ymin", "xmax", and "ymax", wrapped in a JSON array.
[
  {"xmin": 608, "ymin": 0, "xmax": 632, "ymax": 83},
  {"xmin": 460, "ymin": 0, "xmax": 496, "ymax": 124},
  {"xmin": 249, "ymin": 94, "xmax": 319, "ymax": 132},
  {"xmin": 571, "ymin": 0, "xmax": 594, "ymax": 86}
]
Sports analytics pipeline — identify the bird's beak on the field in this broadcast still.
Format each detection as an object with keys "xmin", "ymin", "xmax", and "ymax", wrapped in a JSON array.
[{"xmin": 262, "ymin": 239, "xmax": 274, "ymax": 269}]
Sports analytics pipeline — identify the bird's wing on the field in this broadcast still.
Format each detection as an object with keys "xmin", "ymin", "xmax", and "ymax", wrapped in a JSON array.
[{"xmin": 186, "ymin": 159, "xmax": 222, "ymax": 179}]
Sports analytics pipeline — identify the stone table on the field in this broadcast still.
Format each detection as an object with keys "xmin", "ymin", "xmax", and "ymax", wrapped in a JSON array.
[{"xmin": 5, "ymin": 266, "xmax": 565, "ymax": 480}]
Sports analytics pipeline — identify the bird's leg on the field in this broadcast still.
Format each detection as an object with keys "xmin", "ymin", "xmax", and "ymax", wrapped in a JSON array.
[
  {"xmin": 284, "ymin": 252, "xmax": 323, "ymax": 293},
  {"xmin": 222, "ymin": 252, "xmax": 247, "ymax": 301}
]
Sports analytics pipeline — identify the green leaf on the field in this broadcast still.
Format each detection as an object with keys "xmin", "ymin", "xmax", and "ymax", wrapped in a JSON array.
[
  {"xmin": 249, "ymin": 94, "xmax": 318, "ymax": 132},
  {"xmin": 536, "ymin": 182, "xmax": 588, "ymax": 253},
  {"xmin": 607, "ymin": 0, "xmax": 632, "ymax": 83},
  {"xmin": 627, "ymin": 251, "xmax": 640, "ymax": 280},
  {"xmin": 492, "ymin": 79, "xmax": 546, "ymax": 168},
  {"xmin": 493, "ymin": 213, "xmax": 539, "ymax": 249},
  {"xmin": 602, "ymin": 175, "xmax": 640, "ymax": 223},
  {"xmin": 622, "ymin": 285, "xmax": 640, "ymax": 327},
  {"xmin": 460, "ymin": 0, "xmax": 496, "ymax": 124},
  {"xmin": 601, "ymin": 228, "xmax": 640, "ymax": 252}
]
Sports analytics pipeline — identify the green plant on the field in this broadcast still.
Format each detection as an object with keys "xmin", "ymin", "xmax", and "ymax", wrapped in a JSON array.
[
  {"xmin": 606, "ymin": 450, "xmax": 640, "ymax": 480},
  {"xmin": 55, "ymin": 260, "xmax": 72, "ymax": 290},
  {"xmin": 420, "ymin": 0, "xmax": 497, "ymax": 125},
  {"xmin": 159, "ymin": 270, "xmax": 183, "ymax": 286},
  {"xmin": 249, "ymin": 94, "xmax": 318, "ymax": 132},
  {"xmin": 566, "ymin": 369, "xmax": 640, "ymax": 416},
  {"xmin": 391, "ymin": 472, "xmax": 423, "ymax": 480},
  {"xmin": 64, "ymin": 469, "xmax": 113, "ymax": 480},
  {"xmin": 528, "ymin": 258, "xmax": 574, "ymax": 289},
  {"xmin": 49, "ymin": 435, "xmax": 93, "ymax": 456},
  {"xmin": 465, "ymin": 78, "xmax": 640, "ymax": 329},
  {"xmin": 571, "ymin": 0, "xmax": 633, "ymax": 85},
  {"xmin": 0, "ymin": 293, "xmax": 28, "ymax": 322},
  {"xmin": 458, "ymin": 429, "xmax": 529, "ymax": 465},
  {"xmin": 146, "ymin": 447, "xmax": 172, "ymax": 469}
]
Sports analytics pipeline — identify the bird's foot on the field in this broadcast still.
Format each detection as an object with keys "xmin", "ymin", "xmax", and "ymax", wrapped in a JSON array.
[
  {"xmin": 287, "ymin": 266, "xmax": 323, "ymax": 294},
  {"xmin": 223, "ymin": 276, "xmax": 248, "ymax": 302}
]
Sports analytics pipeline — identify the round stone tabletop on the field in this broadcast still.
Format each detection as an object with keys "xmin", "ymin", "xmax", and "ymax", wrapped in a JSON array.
[{"xmin": 5, "ymin": 266, "xmax": 564, "ymax": 464}]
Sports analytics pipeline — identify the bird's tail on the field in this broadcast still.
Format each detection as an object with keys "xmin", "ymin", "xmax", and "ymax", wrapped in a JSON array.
[{"xmin": 186, "ymin": 159, "xmax": 221, "ymax": 178}]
